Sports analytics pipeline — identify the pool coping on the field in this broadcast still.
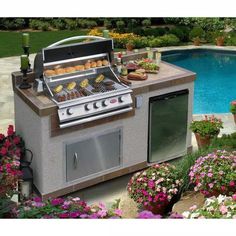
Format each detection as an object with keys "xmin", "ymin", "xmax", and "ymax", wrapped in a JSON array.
[{"xmin": 157, "ymin": 45, "xmax": 236, "ymax": 53}]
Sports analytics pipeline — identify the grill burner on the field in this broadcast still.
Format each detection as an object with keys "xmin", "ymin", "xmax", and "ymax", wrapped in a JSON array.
[{"xmin": 36, "ymin": 36, "xmax": 133, "ymax": 128}]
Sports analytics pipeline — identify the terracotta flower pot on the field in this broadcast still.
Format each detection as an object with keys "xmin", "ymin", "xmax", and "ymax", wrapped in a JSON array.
[
  {"xmin": 194, "ymin": 132, "xmax": 219, "ymax": 149},
  {"xmin": 216, "ymin": 37, "xmax": 224, "ymax": 46},
  {"xmin": 233, "ymin": 114, "xmax": 236, "ymax": 125},
  {"xmin": 193, "ymin": 38, "xmax": 201, "ymax": 46},
  {"xmin": 126, "ymin": 43, "xmax": 134, "ymax": 51}
]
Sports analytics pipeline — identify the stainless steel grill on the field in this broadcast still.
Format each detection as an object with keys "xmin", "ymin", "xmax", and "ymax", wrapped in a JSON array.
[{"xmin": 34, "ymin": 36, "xmax": 133, "ymax": 128}]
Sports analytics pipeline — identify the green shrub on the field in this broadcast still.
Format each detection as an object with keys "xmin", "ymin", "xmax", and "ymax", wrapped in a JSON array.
[
  {"xmin": 142, "ymin": 27, "xmax": 166, "ymax": 37},
  {"xmin": 29, "ymin": 19, "xmax": 42, "ymax": 30},
  {"xmin": 225, "ymin": 34, "xmax": 236, "ymax": 46},
  {"xmin": 148, "ymin": 34, "xmax": 180, "ymax": 47},
  {"xmin": 116, "ymin": 20, "xmax": 126, "ymax": 32},
  {"xmin": 141, "ymin": 18, "xmax": 151, "ymax": 27},
  {"xmin": 132, "ymin": 37, "xmax": 149, "ymax": 48},
  {"xmin": 210, "ymin": 132, "xmax": 236, "ymax": 150},
  {"xmin": 169, "ymin": 26, "xmax": 190, "ymax": 42},
  {"xmin": 64, "ymin": 19, "xmax": 78, "ymax": 30},
  {"xmin": 132, "ymin": 27, "xmax": 144, "ymax": 36},
  {"xmin": 85, "ymin": 20, "xmax": 97, "ymax": 29},
  {"xmin": 51, "ymin": 19, "xmax": 66, "ymax": 30},
  {"xmin": 127, "ymin": 19, "xmax": 138, "ymax": 30},
  {"xmin": 103, "ymin": 19, "xmax": 113, "ymax": 29},
  {"xmin": 189, "ymin": 27, "xmax": 205, "ymax": 40},
  {"xmin": 0, "ymin": 18, "xmax": 26, "ymax": 30}
]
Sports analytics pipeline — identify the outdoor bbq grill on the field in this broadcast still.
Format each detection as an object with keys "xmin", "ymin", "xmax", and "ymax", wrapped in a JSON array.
[{"xmin": 34, "ymin": 36, "xmax": 133, "ymax": 128}]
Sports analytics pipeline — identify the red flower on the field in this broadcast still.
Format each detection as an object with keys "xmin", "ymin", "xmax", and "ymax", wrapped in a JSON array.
[
  {"xmin": 0, "ymin": 147, "xmax": 8, "ymax": 156},
  {"xmin": 3, "ymin": 139, "xmax": 11, "ymax": 148},
  {"xmin": 13, "ymin": 136, "xmax": 21, "ymax": 145},
  {"xmin": 7, "ymin": 125, "xmax": 14, "ymax": 136},
  {"xmin": 14, "ymin": 148, "xmax": 21, "ymax": 158},
  {"xmin": 0, "ymin": 133, "xmax": 5, "ymax": 141}
]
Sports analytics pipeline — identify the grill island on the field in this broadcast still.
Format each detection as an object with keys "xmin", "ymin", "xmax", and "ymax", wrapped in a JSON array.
[{"xmin": 12, "ymin": 36, "xmax": 196, "ymax": 199}]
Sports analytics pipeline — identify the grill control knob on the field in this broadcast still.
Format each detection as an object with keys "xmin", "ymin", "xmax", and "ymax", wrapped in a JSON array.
[
  {"xmin": 119, "ymin": 96, "xmax": 125, "ymax": 103},
  {"xmin": 94, "ymin": 102, "xmax": 101, "ymax": 109},
  {"xmin": 102, "ymin": 100, "xmax": 109, "ymax": 107},
  {"xmin": 85, "ymin": 103, "xmax": 92, "ymax": 111},
  {"xmin": 67, "ymin": 108, "xmax": 73, "ymax": 115}
]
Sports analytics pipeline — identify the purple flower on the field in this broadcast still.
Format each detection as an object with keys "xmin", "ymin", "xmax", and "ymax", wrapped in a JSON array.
[
  {"xmin": 97, "ymin": 209, "xmax": 107, "ymax": 218},
  {"xmin": 32, "ymin": 202, "xmax": 45, "ymax": 208},
  {"xmin": 51, "ymin": 198, "xmax": 64, "ymax": 206},
  {"xmin": 207, "ymin": 173, "xmax": 213, "ymax": 178},
  {"xmin": 89, "ymin": 213, "xmax": 99, "ymax": 219},
  {"xmin": 114, "ymin": 209, "xmax": 122, "ymax": 217},
  {"xmin": 148, "ymin": 180, "xmax": 155, "ymax": 188},
  {"xmin": 69, "ymin": 211, "xmax": 80, "ymax": 218},
  {"xmin": 80, "ymin": 214, "xmax": 89, "ymax": 219},
  {"xmin": 169, "ymin": 212, "xmax": 184, "ymax": 219},
  {"xmin": 32, "ymin": 197, "xmax": 42, "ymax": 202},
  {"xmin": 59, "ymin": 213, "xmax": 70, "ymax": 218},
  {"xmin": 98, "ymin": 202, "xmax": 106, "ymax": 210},
  {"xmin": 137, "ymin": 210, "xmax": 162, "ymax": 219}
]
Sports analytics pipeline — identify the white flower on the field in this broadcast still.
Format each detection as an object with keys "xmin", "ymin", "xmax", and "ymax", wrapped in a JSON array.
[
  {"xmin": 217, "ymin": 195, "xmax": 226, "ymax": 204},
  {"xmin": 152, "ymin": 176, "xmax": 155, "ymax": 180},
  {"xmin": 72, "ymin": 197, "xmax": 80, "ymax": 201},
  {"xmin": 182, "ymin": 211, "xmax": 190, "ymax": 218},
  {"xmin": 175, "ymin": 180, "xmax": 180, "ymax": 184},
  {"xmin": 190, "ymin": 212, "xmax": 200, "ymax": 219},
  {"xmin": 142, "ymin": 171, "xmax": 147, "ymax": 176}
]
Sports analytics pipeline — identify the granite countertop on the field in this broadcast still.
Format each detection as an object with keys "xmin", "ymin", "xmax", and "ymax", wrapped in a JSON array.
[{"xmin": 12, "ymin": 61, "xmax": 196, "ymax": 117}]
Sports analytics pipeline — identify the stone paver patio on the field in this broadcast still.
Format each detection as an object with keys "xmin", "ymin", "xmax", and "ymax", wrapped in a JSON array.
[{"xmin": 0, "ymin": 46, "xmax": 236, "ymax": 205}]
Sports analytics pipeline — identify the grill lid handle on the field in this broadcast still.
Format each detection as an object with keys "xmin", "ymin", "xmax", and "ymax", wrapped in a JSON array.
[{"xmin": 47, "ymin": 36, "xmax": 106, "ymax": 48}]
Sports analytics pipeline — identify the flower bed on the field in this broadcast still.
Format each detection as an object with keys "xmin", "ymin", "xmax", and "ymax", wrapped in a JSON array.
[
  {"xmin": 14, "ymin": 197, "xmax": 122, "ymax": 219},
  {"xmin": 183, "ymin": 194, "xmax": 236, "ymax": 219},
  {"xmin": 127, "ymin": 163, "xmax": 183, "ymax": 214},
  {"xmin": 189, "ymin": 150, "xmax": 236, "ymax": 197}
]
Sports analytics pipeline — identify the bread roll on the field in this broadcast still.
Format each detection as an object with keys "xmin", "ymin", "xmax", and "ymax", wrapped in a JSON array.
[
  {"xmin": 102, "ymin": 60, "xmax": 109, "ymax": 66},
  {"xmin": 84, "ymin": 62, "xmax": 91, "ymax": 70},
  {"xmin": 65, "ymin": 67, "xmax": 76, "ymax": 73},
  {"xmin": 55, "ymin": 68, "xmax": 66, "ymax": 75},
  {"xmin": 91, "ymin": 61, "xmax": 97, "ymax": 68},
  {"xmin": 44, "ymin": 70, "xmax": 56, "ymax": 77},
  {"xmin": 96, "ymin": 60, "xmax": 102, "ymax": 67},
  {"xmin": 75, "ymin": 65, "xmax": 85, "ymax": 71}
]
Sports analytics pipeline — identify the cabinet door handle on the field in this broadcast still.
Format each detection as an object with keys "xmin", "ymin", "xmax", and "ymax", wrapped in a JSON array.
[{"xmin": 73, "ymin": 152, "xmax": 78, "ymax": 169}]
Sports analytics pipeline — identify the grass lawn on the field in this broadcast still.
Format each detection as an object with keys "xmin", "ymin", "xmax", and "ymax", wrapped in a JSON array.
[{"xmin": 0, "ymin": 30, "xmax": 88, "ymax": 58}]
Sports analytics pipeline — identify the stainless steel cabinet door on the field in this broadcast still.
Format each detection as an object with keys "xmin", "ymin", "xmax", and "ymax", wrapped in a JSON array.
[{"xmin": 66, "ymin": 129, "xmax": 121, "ymax": 182}]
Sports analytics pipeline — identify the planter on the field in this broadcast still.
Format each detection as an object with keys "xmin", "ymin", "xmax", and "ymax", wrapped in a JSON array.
[
  {"xmin": 194, "ymin": 132, "xmax": 219, "ymax": 149},
  {"xmin": 126, "ymin": 43, "xmax": 134, "ymax": 51},
  {"xmin": 193, "ymin": 38, "xmax": 200, "ymax": 46},
  {"xmin": 144, "ymin": 202, "xmax": 169, "ymax": 215},
  {"xmin": 216, "ymin": 37, "xmax": 224, "ymax": 46},
  {"xmin": 233, "ymin": 114, "xmax": 236, "ymax": 124}
]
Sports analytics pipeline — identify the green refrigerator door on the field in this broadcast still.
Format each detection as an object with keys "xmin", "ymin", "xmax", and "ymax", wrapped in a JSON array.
[{"xmin": 148, "ymin": 90, "xmax": 189, "ymax": 163}]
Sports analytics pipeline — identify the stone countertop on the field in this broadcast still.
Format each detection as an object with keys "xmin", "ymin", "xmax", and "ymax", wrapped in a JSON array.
[{"xmin": 12, "ymin": 61, "xmax": 196, "ymax": 117}]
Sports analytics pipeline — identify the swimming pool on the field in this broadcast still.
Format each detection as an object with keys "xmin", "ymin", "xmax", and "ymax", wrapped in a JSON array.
[{"xmin": 162, "ymin": 49, "xmax": 236, "ymax": 114}]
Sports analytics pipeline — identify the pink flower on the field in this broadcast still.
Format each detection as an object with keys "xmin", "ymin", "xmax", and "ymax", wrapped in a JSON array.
[
  {"xmin": 231, "ymin": 101, "xmax": 236, "ymax": 105},
  {"xmin": 7, "ymin": 125, "xmax": 14, "ymax": 136},
  {"xmin": 232, "ymin": 194, "xmax": 236, "ymax": 201},
  {"xmin": 114, "ymin": 209, "xmax": 122, "ymax": 216},
  {"xmin": 219, "ymin": 170, "xmax": 224, "ymax": 175},
  {"xmin": 148, "ymin": 180, "xmax": 155, "ymax": 188},
  {"xmin": 229, "ymin": 181, "xmax": 235, "ymax": 187},
  {"xmin": 97, "ymin": 209, "xmax": 107, "ymax": 218},
  {"xmin": 13, "ymin": 136, "xmax": 21, "ymax": 145},
  {"xmin": 208, "ymin": 183, "xmax": 214, "ymax": 188},
  {"xmin": 189, "ymin": 205, "xmax": 197, "ymax": 211},
  {"xmin": 221, "ymin": 186, "xmax": 226, "ymax": 191},
  {"xmin": 219, "ymin": 205, "xmax": 228, "ymax": 215},
  {"xmin": 0, "ymin": 147, "xmax": 8, "ymax": 156},
  {"xmin": 207, "ymin": 173, "xmax": 213, "ymax": 178},
  {"xmin": 0, "ymin": 133, "xmax": 5, "ymax": 141},
  {"xmin": 189, "ymin": 171, "xmax": 194, "ymax": 177}
]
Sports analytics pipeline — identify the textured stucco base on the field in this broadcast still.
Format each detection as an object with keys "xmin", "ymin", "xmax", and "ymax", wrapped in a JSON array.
[{"xmin": 14, "ymin": 81, "xmax": 193, "ymax": 196}]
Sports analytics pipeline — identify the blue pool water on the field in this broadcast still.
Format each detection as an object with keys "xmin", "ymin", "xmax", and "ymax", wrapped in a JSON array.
[{"xmin": 162, "ymin": 49, "xmax": 236, "ymax": 114}]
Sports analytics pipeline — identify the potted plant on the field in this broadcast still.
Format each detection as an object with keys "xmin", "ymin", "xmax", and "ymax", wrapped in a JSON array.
[
  {"xmin": 230, "ymin": 100, "xmax": 236, "ymax": 124},
  {"xmin": 127, "ymin": 163, "xmax": 183, "ymax": 215},
  {"xmin": 126, "ymin": 40, "xmax": 134, "ymax": 51},
  {"xmin": 190, "ymin": 115, "xmax": 223, "ymax": 148},
  {"xmin": 189, "ymin": 27, "xmax": 205, "ymax": 46},
  {"xmin": 215, "ymin": 31, "xmax": 225, "ymax": 46},
  {"xmin": 189, "ymin": 150, "xmax": 236, "ymax": 198}
]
